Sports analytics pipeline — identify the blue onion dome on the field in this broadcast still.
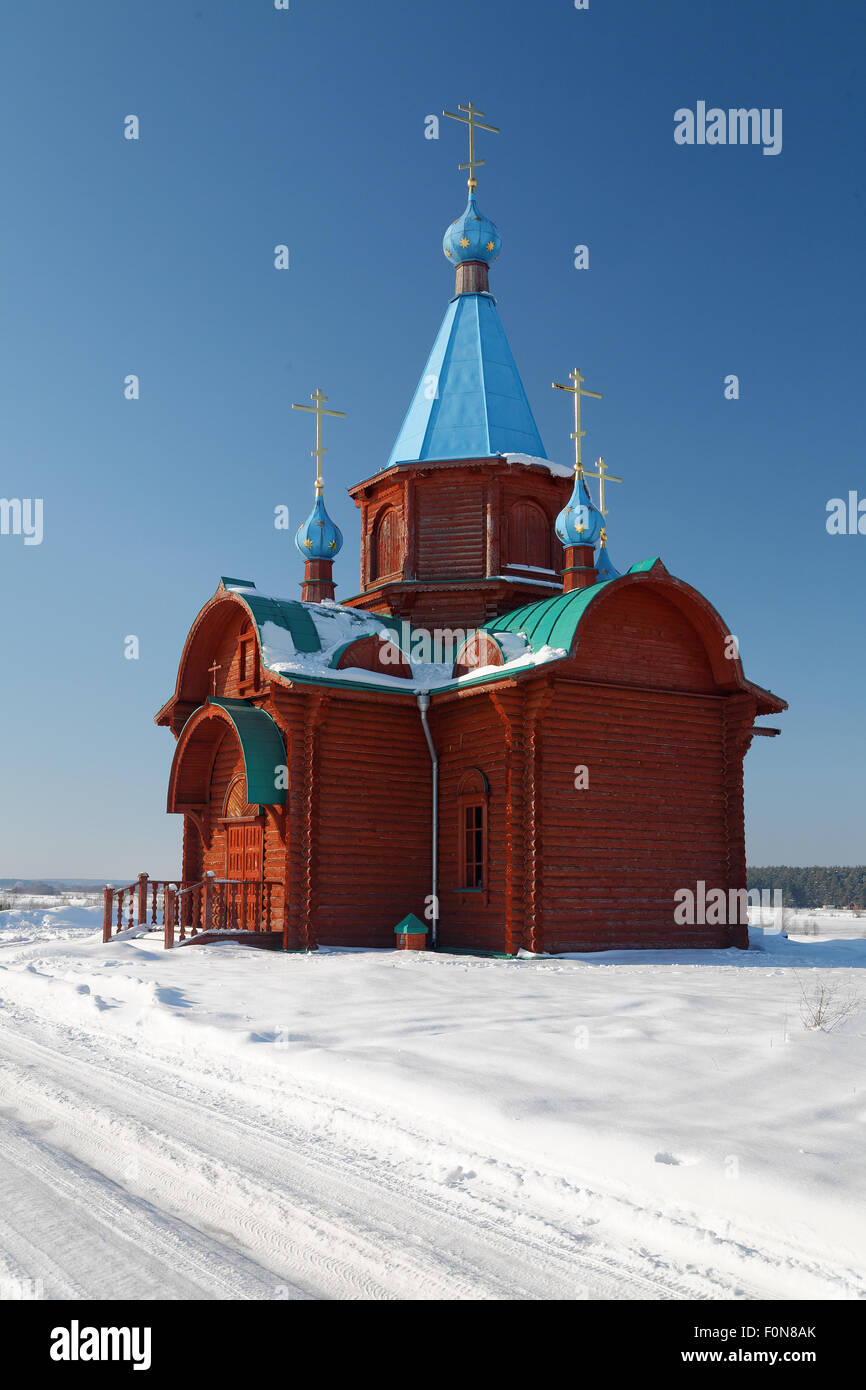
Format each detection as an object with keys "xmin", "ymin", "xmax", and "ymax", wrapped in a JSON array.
[
  {"xmin": 595, "ymin": 528, "xmax": 621, "ymax": 582},
  {"xmin": 555, "ymin": 473, "xmax": 603, "ymax": 547},
  {"xmin": 443, "ymin": 194, "xmax": 502, "ymax": 267},
  {"xmin": 295, "ymin": 491, "xmax": 343, "ymax": 560}
]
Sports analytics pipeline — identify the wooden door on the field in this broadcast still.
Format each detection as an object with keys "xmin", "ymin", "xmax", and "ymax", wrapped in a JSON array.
[{"xmin": 226, "ymin": 823, "xmax": 263, "ymax": 928}]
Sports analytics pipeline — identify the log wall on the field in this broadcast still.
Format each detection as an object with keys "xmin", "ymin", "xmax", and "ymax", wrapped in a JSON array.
[
  {"xmin": 272, "ymin": 688, "xmax": 431, "ymax": 948},
  {"xmin": 345, "ymin": 459, "xmax": 570, "ymax": 626},
  {"xmin": 539, "ymin": 681, "xmax": 741, "ymax": 951},
  {"xmin": 431, "ymin": 692, "xmax": 511, "ymax": 953},
  {"xmin": 161, "ymin": 554, "xmax": 772, "ymax": 957}
]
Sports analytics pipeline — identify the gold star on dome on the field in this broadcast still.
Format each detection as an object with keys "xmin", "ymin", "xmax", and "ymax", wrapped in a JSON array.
[
  {"xmin": 445, "ymin": 248, "xmax": 452, "ymax": 258},
  {"xmin": 460, "ymin": 236, "xmax": 470, "ymax": 248},
  {"xmin": 486, "ymin": 240, "xmax": 495, "ymax": 251},
  {"xmin": 303, "ymin": 538, "xmax": 313, "ymax": 550}
]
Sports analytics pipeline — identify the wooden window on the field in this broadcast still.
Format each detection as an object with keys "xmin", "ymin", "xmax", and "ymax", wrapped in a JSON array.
[
  {"xmin": 457, "ymin": 768, "xmax": 489, "ymax": 892},
  {"xmin": 508, "ymin": 500, "xmax": 551, "ymax": 570},
  {"xmin": 222, "ymin": 773, "xmax": 260, "ymax": 820},
  {"xmin": 462, "ymin": 803, "xmax": 486, "ymax": 888},
  {"xmin": 370, "ymin": 506, "xmax": 402, "ymax": 581},
  {"xmin": 238, "ymin": 631, "xmax": 258, "ymax": 697}
]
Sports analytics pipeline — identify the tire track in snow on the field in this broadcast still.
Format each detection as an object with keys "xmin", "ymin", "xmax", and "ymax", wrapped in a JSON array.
[
  {"xmin": 0, "ymin": 1113, "xmax": 309, "ymax": 1301},
  {"xmin": 0, "ymin": 1024, "xmax": 603, "ymax": 1300},
  {"xmin": 0, "ymin": 999, "xmax": 696, "ymax": 1301},
  {"xmin": 1, "ymin": 977, "xmax": 861, "ymax": 1302}
]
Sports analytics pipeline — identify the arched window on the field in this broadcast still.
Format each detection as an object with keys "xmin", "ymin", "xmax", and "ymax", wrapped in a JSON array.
[
  {"xmin": 457, "ymin": 768, "xmax": 489, "ymax": 891},
  {"xmin": 222, "ymin": 774, "xmax": 260, "ymax": 819},
  {"xmin": 508, "ymin": 500, "xmax": 551, "ymax": 571},
  {"xmin": 237, "ymin": 627, "xmax": 258, "ymax": 697},
  {"xmin": 370, "ymin": 507, "xmax": 402, "ymax": 581}
]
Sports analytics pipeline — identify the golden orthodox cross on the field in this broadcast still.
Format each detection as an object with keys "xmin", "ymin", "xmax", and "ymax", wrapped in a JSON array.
[
  {"xmin": 442, "ymin": 101, "xmax": 499, "ymax": 192},
  {"xmin": 292, "ymin": 388, "xmax": 347, "ymax": 494},
  {"xmin": 208, "ymin": 659, "xmax": 221, "ymax": 695},
  {"xmin": 552, "ymin": 368, "xmax": 602, "ymax": 479},
  {"xmin": 583, "ymin": 455, "xmax": 622, "ymax": 519}
]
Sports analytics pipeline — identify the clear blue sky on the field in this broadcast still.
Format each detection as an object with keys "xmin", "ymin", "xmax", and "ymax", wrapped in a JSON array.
[{"xmin": 1, "ymin": 0, "xmax": 863, "ymax": 877}]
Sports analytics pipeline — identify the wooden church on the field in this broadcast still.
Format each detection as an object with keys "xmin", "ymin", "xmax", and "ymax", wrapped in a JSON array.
[{"xmin": 145, "ymin": 103, "xmax": 786, "ymax": 955}]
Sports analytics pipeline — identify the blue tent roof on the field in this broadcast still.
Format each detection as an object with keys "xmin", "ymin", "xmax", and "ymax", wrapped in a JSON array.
[{"xmin": 387, "ymin": 292, "xmax": 547, "ymax": 465}]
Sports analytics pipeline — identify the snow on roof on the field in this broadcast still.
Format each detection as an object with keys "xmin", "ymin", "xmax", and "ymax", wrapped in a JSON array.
[
  {"xmin": 222, "ymin": 583, "xmax": 568, "ymax": 695},
  {"xmin": 499, "ymin": 452, "xmax": 573, "ymax": 479},
  {"xmin": 492, "ymin": 631, "xmax": 531, "ymax": 663},
  {"xmin": 489, "ymin": 574, "xmax": 562, "ymax": 588},
  {"xmin": 220, "ymin": 576, "xmax": 571, "ymax": 696}
]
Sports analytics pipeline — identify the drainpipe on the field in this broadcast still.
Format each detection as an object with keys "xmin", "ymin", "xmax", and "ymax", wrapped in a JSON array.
[{"xmin": 416, "ymin": 693, "xmax": 439, "ymax": 950}]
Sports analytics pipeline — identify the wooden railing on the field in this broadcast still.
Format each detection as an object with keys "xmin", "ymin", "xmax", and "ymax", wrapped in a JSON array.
[
  {"xmin": 104, "ymin": 873, "xmax": 281, "ymax": 949},
  {"xmin": 164, "ymin": 874, "xmax": 280, "ymax": 949},
  {"xmin": 102, "ymin": 875, "xmax": 176, "ymax": 942}
]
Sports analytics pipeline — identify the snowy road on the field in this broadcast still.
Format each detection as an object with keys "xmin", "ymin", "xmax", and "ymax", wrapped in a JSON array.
[
  {"xmin": 0, "ymin": 909, "xmax": 864, "ymax": 1301},
  {"xmin": 0, "ymin": 991, "xmax": 701, "ymax": 1301}
]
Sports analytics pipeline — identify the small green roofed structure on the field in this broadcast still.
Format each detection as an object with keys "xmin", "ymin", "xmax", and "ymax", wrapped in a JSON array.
[
  {"xmin": 394, "ymin": 913, "xmax": 428, "ymax": 935},
  {"xmin": 394, "ymin": 913, "xmax": 429, "ymax": 949}
]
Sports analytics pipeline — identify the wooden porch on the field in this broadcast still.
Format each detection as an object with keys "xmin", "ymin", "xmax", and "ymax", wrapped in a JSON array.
[{"xmin": 102, "ymin": 872, "xmax": 284, "ymax": 950}]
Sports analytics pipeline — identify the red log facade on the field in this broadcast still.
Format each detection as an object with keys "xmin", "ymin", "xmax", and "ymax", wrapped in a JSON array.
[
  {"xmin": 153, "ymin": 548, "xmax": 785, "ymax": 954},
  {"xmin": 150, "ymin": 164, "xmax": 786, "ymax": 956},
  {"xmin": 345, "ymin": 457, "xmax": 569, "ymax": 630}
]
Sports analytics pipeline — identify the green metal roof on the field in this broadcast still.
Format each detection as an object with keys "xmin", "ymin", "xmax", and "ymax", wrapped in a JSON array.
[
  {"xmin": 220, "ymin": 579, "xmax": 401, "ymax": 662},
  {"xmin": 625, "ymin": 556, "xmax": 661, "ymax": 575},
  {"xmin": 212, "ymin": 565, "xmax": 674, "ymax": 696},
  {"xmin": 209, "ymin": 697, "xmax": 286, "ymax": 806},
  {"xmin": 487, "ymin": 579, "xmax": 613, "ymax": 653},
  {"xmin": 241, "ymin": 593, "xmax": 321, "ymax": 654},
  {"xmin": 487, "ymin": 560, "xmax": 662, "ymax": 654}
]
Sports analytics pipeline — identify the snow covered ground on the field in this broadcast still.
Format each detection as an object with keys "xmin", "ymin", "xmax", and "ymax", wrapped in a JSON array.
[
  {"xmin": 778, "ymin": 907, "xmax": 866, "ymax": 939},
  {"xmin": 0, "ymin": 903, "xmax": 864, "ymax": 1301},
  {"xmin": 0, "ymin": 893, "xmax": 101, "ymax": 910}
]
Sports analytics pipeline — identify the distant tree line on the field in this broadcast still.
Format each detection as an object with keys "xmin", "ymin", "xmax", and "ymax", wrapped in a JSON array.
[
  {"xmin": 0, "ymin": 880, "xmax": 59, "ymax": 895},
  {"xmin": 747, "ymin": 866, "xmax": 866, "ymax": 909}
]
